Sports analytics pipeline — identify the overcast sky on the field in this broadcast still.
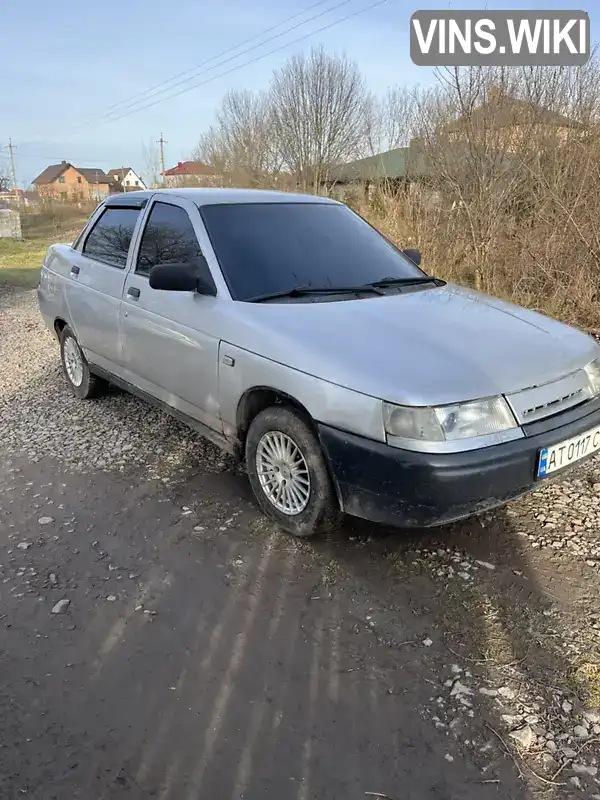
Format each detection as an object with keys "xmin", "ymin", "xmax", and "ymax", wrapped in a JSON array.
[{"xmin": 3, "ymin": 0, "xmax": 597, "ymax": 186}]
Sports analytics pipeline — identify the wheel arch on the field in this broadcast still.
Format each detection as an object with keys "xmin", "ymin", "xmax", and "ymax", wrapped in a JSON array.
[
  {"xmin": 242, "ymin": 391, "xmax": 344, "ymax": 534},
  {"xmin": 53, "ymin": 317, "xmax": 68, "ymax": 339},
  {"xmin": 235, "ymin": 386, "xmax": 317, "ymax": 445}
]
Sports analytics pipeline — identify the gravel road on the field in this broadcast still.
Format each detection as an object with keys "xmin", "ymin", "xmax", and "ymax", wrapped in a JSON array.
[{"xmin": 1, "ymin": 288, "xmax": 599, "ymax": 799}]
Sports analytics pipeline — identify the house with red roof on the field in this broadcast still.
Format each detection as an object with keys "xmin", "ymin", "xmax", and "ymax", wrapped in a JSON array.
[{"xmin": 161, "ymin": 161, "xmax": 222, "ymax": 188}]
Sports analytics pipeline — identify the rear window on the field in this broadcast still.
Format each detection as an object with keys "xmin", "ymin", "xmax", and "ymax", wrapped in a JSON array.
[
  {"xmin": 200, "ymin": 202, "xmax": 423, "ymax": 301},
  {"xmin": 82, "ymin": 207, "xmax": 140, "ymax": 268}
]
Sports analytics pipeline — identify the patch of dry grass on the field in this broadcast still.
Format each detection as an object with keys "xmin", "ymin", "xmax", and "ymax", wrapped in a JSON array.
[
  {"xmin": 569, "ymin": 659, "xmax": 600, "ymax": 710},
  {"xmin": 350, "ymin": 189, "xmax": 600, "ymax": 331}
]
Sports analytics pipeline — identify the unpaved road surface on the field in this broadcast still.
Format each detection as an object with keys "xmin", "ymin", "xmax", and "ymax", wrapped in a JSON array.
[{"xmin": 1, "ymin": 288, "xmax": 599, "ymax": 799}]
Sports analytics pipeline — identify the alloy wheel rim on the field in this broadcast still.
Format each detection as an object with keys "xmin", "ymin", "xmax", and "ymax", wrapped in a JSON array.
[
  {"xmin": 256, "ymin": 431, "xmax": 311, "ymax": 515},
  {"xmin": 64, "ymin": 337, "xmax": 84, "ymax": 387}
]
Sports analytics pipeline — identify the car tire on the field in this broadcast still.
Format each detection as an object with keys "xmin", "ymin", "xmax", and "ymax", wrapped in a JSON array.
[
  {"xmin": 245, "ymin": 406, "xmax": 342, "ymax": 537},
  {"xmin": 59, "ymin": 326, "xmax": 106, "ymax": 400}
]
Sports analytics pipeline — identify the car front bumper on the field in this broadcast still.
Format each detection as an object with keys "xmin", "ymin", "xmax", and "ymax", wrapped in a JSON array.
[{"xmin": 318, "ymin": 399, "xmax": 600, "ymax": 528}]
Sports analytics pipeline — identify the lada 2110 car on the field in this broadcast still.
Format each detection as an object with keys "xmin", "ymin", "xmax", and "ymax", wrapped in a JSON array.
[{"xmin": 37, "ymin": 188, "xmax": 600, "ymax": 536}]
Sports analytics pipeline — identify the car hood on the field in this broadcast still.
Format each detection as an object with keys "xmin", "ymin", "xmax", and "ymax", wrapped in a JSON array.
[{"xmin": 232, "ymin": 284, "xmax": 599, "ymax": 406}]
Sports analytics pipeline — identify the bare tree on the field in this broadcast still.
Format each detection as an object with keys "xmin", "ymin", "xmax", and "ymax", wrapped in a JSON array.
[
  {"xmin": 270, "ymin": 46, "xmax": 371, "ymax": 191},
  {"xmin": 190, "ymin": 48, "xmax": 600, "ymax": 328},
  {"xmin": 365, "ymin": 86, "xmax": 420, "ymax": 156},
  {"xmin": 141, "ymin": 139, "xmax": 161, "ymax": 188},
  {"xmin": 412, "ymin": 67, "xmax": 551, "ymax": 291},
  {"xmin": 399, "ymin": 61, "xmax": 600, "ymax": 320},
  {"xmin": 195, "ymin": 89, "xmax": 281, "ymax": 186}
]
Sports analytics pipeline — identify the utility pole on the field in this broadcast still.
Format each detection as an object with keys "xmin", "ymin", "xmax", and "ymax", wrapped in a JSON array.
[
  {"xmin": 6, "ymin": 139, "xmax": 20, "ymax": 205},
  {"xmin": 157, "ymin": 133, "xmax": 167, "ymax": 185}
]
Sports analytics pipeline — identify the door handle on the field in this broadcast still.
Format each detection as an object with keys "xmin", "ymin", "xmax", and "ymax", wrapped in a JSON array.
[
  {"xmin": 127, "ymin": 286, "xmax": 140, "ymax": 299},
  {"xmin": 70, "ymin": 265, "xmax": 80, "ymax": 276}
]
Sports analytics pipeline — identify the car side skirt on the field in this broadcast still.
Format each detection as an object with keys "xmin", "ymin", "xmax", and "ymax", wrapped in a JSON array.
[{"xmin": 91, "ymin": 365, "xmax": 238, "ymax": 457}]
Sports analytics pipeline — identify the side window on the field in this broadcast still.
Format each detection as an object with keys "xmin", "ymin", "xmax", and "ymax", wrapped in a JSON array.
[
  {"xmin": 136, "ymin": 202, "xmax": 202, "ymax": 276},
  {"xmin": 82, "ymin": 207, "xmax": 140, "ymax": 268}
]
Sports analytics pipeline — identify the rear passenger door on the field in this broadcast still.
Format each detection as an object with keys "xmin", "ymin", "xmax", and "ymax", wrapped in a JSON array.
[
  {"xmin": 65, "ymin": 203, "xmax": 143, "ymax": 371},
  {"xmin": 120, "ymin": 196, "xmax": 223, "ymax": 431}
]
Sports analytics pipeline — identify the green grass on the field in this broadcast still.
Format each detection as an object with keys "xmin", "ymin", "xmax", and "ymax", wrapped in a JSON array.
[
  {"xmin": 0, "ymin": 209, "xmax": 88, "ymax": 291},
  {"xmin": 0, "ymin": 238, "xmax": 54, "ymax": 289}
]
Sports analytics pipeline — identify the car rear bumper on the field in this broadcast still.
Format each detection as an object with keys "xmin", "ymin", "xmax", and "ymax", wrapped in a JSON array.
[{"xmin": 318, "ymin": 402, "xmax": 600, "ymax": 528}]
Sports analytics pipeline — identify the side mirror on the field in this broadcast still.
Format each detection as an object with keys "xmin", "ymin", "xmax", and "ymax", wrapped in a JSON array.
[
  {"xmin": 149, "ymin": 256, "xmax": 216, "ymax": 295},
  {"xmin": 402, "ymin": 248, "xmax": 421, "ymax": 267}
]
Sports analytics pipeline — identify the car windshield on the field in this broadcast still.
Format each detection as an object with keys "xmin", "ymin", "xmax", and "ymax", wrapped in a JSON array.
[{"xmin": 199, "ymin": 201, "xmax": 425, "ymax": 301}]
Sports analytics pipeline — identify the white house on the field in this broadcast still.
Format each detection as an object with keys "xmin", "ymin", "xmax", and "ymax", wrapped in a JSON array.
[{"xmin": 108, "ymin": 167, "xmax": 147, "ymax": 191}]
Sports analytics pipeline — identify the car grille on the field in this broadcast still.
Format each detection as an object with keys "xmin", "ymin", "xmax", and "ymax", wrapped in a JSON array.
[{"xmin": 506, "ymin": 369, "xmax": 593, "ymax": 425}]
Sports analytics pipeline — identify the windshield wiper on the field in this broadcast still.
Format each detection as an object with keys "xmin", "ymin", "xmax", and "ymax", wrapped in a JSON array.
[
  {"xmin": 367, "ymin": 275, "xmax": 445, "ymax": 288},
  {"xmin": 247, "ymin": 285, "xmax": 382, "ymax": 302},
  {"xmin": 246, "ymin": 277, "xmax": 444, "ymax": 302}
]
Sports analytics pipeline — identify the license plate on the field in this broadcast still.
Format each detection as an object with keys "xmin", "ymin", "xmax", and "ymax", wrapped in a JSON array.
[{"xmin": 537, "ymin": 425, "xmax": 600, "ymax": 478}]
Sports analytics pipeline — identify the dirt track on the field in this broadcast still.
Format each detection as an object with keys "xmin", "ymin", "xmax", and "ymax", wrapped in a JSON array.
[{"xmin": 0, "ymin": 288, "xmax": 599, "ymax": 799}]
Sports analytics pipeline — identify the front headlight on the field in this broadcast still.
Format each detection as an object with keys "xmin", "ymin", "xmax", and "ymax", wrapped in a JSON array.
[
  {"xmin": 585, "ymin": 358, "xmax": 600, "ymax": 395},
  {"xmin": 383, "ymin": 396, "xmax": 518, "ymax": 443}
]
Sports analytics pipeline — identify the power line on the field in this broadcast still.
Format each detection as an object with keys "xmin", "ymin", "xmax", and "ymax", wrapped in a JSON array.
[
  {"xmin": 71, "ymin": 0, "xmax": 359, "ymax": 133},
  {"xmin": 15, "ymin": 0, "xmax": 388, "ymax": 172},
  {"xmin": 73, "ymin": 0, "xmax": 353, "ymax": 131},
  {"xmin": 95, "ymin": 0, "xmax": 337, "ymax": 121},
  {"xmin": 76, "ymin": 0, "xmax": 389, "ymax": 131}
]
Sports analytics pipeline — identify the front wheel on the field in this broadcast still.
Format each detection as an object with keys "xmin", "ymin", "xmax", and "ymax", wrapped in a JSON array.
[
  {"xmin": 245, "ymin": 407, "xmax": 342, "ymax": 537},
  {"xmin": 59, "ymin": 326, "xmax": 106, "ymax": 400}
]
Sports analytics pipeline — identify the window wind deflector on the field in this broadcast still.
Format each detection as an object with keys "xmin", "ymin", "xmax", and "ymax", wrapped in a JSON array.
[
  {"xmin": 246, "ymin": 285, "xmax": 384, "ymax": 303},
  {"xmin": 105, "ymin": 194, "xmax": 149, "ymax": 209}
]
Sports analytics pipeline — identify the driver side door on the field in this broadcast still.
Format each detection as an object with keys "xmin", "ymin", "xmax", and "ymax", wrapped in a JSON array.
[{"xmin": 120, "ymin": 196, "xmax": 222, "ymax": 432}]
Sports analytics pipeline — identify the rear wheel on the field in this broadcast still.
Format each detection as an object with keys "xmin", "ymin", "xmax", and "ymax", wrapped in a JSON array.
[
  {"xmin": 59, "ymin": 326, "xmax": 106, "ymax": 400},
  {"xmin": 245, "ymin": 406, "xmax": 341, "ymax": 537}
]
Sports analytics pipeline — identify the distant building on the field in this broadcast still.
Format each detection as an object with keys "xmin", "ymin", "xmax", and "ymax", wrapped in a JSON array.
[
  {"xmin": 326, "ymin": 147, "xmax": 409, "ymax": 187},
  {"xmin": 161, "ymin": 161, "xmax": 221, "ymax": 187},
  {"xmin": 108, "ymin": 167, "xmax": 147, "ymax": 191},
  {"xmin": 324, "ymin": 141, "xmax": 434, "ymax": 202},
  {"xmin": 442, "ymin": 86, "xmax": 585, "ymax": 152},
  {"xmin": 32, "ymin": 161, "xmax": 120, "ymax": 202},
  {"xmin": 0, "ymin": 189, "xmax": 38, "ymax": 208}
]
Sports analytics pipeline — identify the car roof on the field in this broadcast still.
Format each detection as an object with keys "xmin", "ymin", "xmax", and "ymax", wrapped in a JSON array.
[{"xmin": 104, "ymin": 187, "xmax": 341, "ymax": 208}]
